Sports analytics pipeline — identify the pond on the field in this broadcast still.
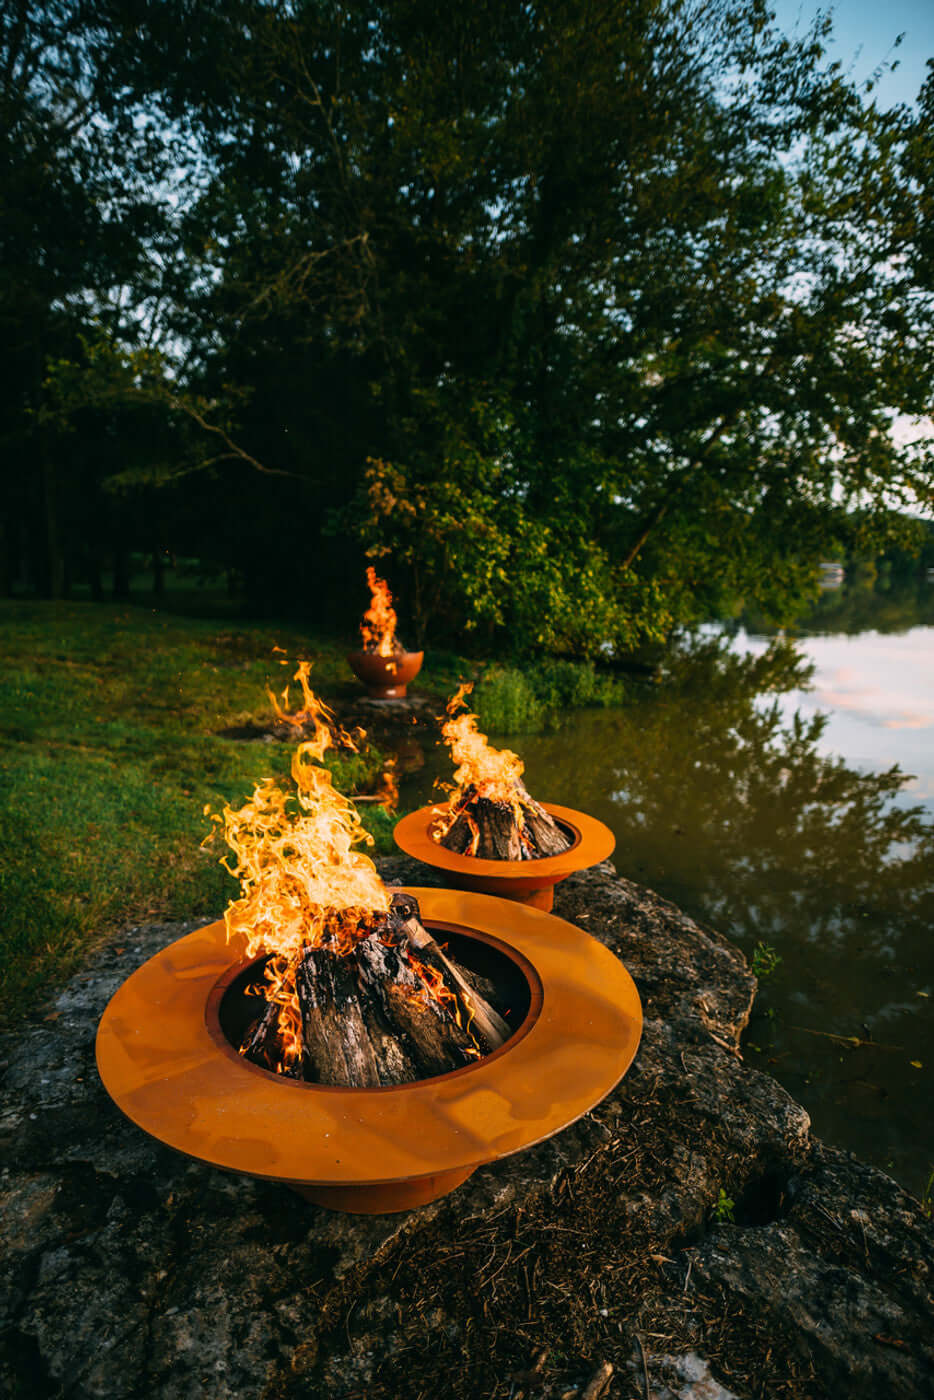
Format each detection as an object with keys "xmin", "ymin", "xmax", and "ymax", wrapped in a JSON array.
[{"xmin": 399, "ymin": 577, "xmax": 934, "ymax": 1198}]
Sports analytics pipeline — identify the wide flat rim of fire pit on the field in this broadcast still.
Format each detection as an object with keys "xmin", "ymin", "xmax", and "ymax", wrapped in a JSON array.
[
  {"xmin": 95, "ymin": 888, "xmax": 641, "ymax": 1192},
  {"xmin": 393, "ymin": 803, "xmax": 616, "ymax": 881}
]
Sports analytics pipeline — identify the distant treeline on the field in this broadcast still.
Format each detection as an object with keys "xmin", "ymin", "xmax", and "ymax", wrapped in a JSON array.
[{"xmin": 3, "ymin": 1, "xmax": 933, "ymax": 654}]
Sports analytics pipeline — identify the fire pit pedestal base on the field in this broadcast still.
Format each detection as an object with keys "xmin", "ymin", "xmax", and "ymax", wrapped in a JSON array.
[
  {"xmin": 96, "ymin": 889, "xmax": 641, "ymax": 1214},
  {"xmin": 292, "ymin": 1165, "xmax": 475, "ymax": 1214}
]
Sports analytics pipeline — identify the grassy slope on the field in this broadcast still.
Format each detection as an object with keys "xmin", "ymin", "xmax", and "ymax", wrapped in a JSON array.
[{"xmin": 0, "ymin": 600, "xmax": 435, "ymax": 1025}]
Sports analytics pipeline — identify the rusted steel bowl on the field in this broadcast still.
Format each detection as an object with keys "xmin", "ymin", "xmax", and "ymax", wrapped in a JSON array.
[
  {"xmin": 95, "ymin": 888, "xmax": 641, "ymax": 1215},
  {"xmin": 393, "ymin": 805, "xmax": 616, "ymax": 912},
  {"xmin": 346, "ymin": 650, "xmax": 424, "ymax": 699}
]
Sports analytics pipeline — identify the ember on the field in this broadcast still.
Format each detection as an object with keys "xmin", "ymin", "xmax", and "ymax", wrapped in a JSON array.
[
  {"xmin": 431, "ymin": 684, "xmax": 573, "ymax": 860},
  {"xmin": 209, "ymin": 673, "xmax": 507, "ymax": 1084}
]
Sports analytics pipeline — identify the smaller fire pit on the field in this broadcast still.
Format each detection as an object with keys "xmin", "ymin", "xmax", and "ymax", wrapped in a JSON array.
[
  {"xmin": 346, "ymin": 648, "xmax": 424, "ymax": 699},
  {"xmin": 96, "ymin": 889, "xmax": 641, "ymax": 1214},
  {"xmin": 348, "ymin": 566, "xmax": 423, "ymax": 699},
  {"xmin": 394, "ymin": 804, "xmax": 615, "ymax": 911}
]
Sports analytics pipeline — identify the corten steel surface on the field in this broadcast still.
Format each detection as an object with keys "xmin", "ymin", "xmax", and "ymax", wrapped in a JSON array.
[
  {"xmin": 346, "ymin": 649, "xmax": 423, "ymax": 699},
  {"xmin": 393, "ymin": 805, "xmax": 616, "ymax": 912},
  {"xmin": 95, "ymin": 889, "xmax": 642, "ymax": 1214}
]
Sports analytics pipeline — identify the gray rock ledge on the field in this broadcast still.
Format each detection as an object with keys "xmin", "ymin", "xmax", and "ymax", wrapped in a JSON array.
[{"xmin": 1, "ymin": 861, "xmax": 931, "ymax": 1399}]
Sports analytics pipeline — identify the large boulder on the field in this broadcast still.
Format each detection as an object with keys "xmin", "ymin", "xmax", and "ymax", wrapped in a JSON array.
[{"xmin": 1, "ymin": 861, "xmax": 931, "ymax": 1398}]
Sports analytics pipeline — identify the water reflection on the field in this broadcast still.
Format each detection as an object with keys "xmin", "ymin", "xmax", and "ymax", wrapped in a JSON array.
[{"xmin": 400, "ymin": 629, "xmax": 934, "ymax": 1194}]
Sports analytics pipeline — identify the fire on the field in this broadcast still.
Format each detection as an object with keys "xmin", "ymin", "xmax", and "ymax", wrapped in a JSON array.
[
  {"xmin": 361, "ymin": 566, "xmax": 399, "ymax": 657},
  {"xmin": 430, "ymin": 684, "xmax": 528, "ymax": 850},
  {"xmin": 267, "ymin": 658, "xmax": 359, "ymax": 747},
  {"xmin": 208, "ymin": 665, "xmax": 485, "ymax": 1076},
  {"xmin": 217, "ymin": 737, "xmax": 390, "ymax": 965},
  {"xmin": 373, "ymin": 756, "xmax": 399, "ymax": 812}
]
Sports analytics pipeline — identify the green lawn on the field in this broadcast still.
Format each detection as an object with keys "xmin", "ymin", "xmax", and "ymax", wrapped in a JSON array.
[{"xmin": 0, "ymin": 601, "xmax": 453, "ymax": 1025}]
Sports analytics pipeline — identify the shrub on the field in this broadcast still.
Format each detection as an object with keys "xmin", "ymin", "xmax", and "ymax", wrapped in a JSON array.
[{"xmin": 472, "ymin": 659, "xmax": 625, "ymax": 734}]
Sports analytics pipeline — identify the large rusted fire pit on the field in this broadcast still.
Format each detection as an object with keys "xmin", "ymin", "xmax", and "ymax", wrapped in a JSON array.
[
  {"xmin": 393, "ymin": 806, "xmax": 616, "ymax": 912},
  {"xmin": 96, "ymin": 888, "xmax": 641, "ymax": 1214},
  {"xmin": 346, "ymin": 648, "xmax": 424, "ymax": 699}
]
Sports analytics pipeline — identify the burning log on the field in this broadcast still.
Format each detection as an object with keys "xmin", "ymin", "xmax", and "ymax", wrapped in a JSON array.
[
  {"xmin": 297, "ymin": 944, "xmax": 381, "ymax": 1087},
  {"xmin": 240, "ymin": 992, "xmax": 302, "ymax": 1078},
  {"xmin": 383, "ymin": 892, "xmax": 511, "ymax": 1052},
  {"xmin": 354, "ymin": 937, "xmax": 479, "ymax": 1079},
  {"xmin": 431, "ymin": 686, "xmax": 573, "ymax": 860},
  {"xmin": 439, "ymin": 782, "xmax": 571, "ymax": 861},
  {"xmin": 239, "ymin": 893, "xmax": 509, "ymax": 1087},
  {"xmin": 513, "ymin": 783, "xmax": 573, "ymax": 856}
]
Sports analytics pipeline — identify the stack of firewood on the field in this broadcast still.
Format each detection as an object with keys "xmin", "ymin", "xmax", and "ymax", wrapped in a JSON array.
[
  {"xmin": 440, "ymin": 780, "xmax": 572, "ymax": 860},
  {"xmin": 241, "ymin": 893, "xmax": 509, "ymax": 1085}
]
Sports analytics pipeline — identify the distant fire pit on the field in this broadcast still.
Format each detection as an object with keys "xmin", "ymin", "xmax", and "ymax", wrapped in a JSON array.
[
  {"xmin": 346, "ymin": 647, "xmax": 424, "ymax": 699},
  {"xmin": 347, "ymin": 566, "xmax": 423, "ymax": 698},
  {"xmin": 96, "ymin": 888, "xmax": 642, "ymax": 1213}
]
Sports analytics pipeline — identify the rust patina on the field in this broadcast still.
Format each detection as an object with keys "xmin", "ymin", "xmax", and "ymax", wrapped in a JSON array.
[
  {"xmin": 95, "ymin": 888, "xmax": 641, "ymax": 1214},
  {"xmin": 393, "ymin": 805, "xmax": 616, "ymax": 911}
]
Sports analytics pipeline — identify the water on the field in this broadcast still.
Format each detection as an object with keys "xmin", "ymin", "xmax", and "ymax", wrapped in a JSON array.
[{"xmin": 399, "ymin": 579, "xmax": 934, "ymax": 1196}]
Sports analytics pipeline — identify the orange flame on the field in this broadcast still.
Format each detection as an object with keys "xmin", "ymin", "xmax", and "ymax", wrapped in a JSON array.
[
  {"xmin": 373, "ymin": 757, "xmax": 399, "ymax": 812},
  {"xmin": 216, "ymin": 738, "xmax": 390, "ymax": 967},
  {"xmin": 208, "ymin": 669, "xmax": 483, "ymax": 1076},
  {"xmin": 430, "ymin": 684, "xmax": 528, "ymax": 847},
  {"xmin": 266, "ymin": 658, "xmax": 359, "ymax": 750},
  {"xmin": 361, "ymin": 566, "xmax": 399, "ymax": 657}
]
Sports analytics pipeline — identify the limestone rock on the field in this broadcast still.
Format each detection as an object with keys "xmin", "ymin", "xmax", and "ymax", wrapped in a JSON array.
[{"xmin": 1, "ymin": 864, "xmax": 931, "ymax": 1399}]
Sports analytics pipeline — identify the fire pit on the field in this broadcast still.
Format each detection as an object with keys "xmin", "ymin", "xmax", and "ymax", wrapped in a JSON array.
[
  {"xmin": 346, "ymin": 647, "xmax": 424, "ymax": 700},
  {"xmin": 393, "ymin": 804, "xmax": 615, "ymax": 911},
  {"xmin": 96, "ymin": 887, "xmax": 642, "ymax": 1214},
  {"xmin": 347, "ymin": 566, "xmax": 423, "ymax": 698},
  {"xmin": 394, "ymin": 685, "xmax": 615, "ymax": 909}
]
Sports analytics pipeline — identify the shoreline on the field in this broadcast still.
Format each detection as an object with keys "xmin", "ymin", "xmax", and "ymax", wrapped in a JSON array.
[{"xmin": 2, "ymin": 859, "xmax": 931, "ymax": 1397}]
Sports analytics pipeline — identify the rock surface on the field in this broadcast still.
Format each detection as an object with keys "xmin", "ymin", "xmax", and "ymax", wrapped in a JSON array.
[{"xmin": 1, "ymin": 860, "xmax": 932, "ymax": 1399}]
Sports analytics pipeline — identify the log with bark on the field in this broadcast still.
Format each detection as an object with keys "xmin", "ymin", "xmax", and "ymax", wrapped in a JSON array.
[
  {"xmin": 239, "ymin": 893, "xmax": 509, "ymax": 1086},
  {"xmin": 439, "ymin": 780, "xmax": 572, "ymax": 860}
]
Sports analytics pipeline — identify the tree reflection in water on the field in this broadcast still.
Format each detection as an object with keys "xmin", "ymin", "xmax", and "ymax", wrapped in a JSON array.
[{"xmin": 459, "ymin": 634, "xmax": 934, "ymax": 1195}]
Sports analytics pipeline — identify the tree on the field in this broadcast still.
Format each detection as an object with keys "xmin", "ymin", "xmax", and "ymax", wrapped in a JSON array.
[{"xmin": 4, "ymin": 2, "xmax": 932, "ymax": 649}]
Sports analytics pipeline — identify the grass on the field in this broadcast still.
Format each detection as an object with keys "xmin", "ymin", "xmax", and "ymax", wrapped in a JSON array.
[
  {"xmin": 0, "ymin": 600, "xmax": 402, "ymax": 1025},
  {"xmin": 0, "ymin": 600, "xmax": 629, "ymax": 1025}
]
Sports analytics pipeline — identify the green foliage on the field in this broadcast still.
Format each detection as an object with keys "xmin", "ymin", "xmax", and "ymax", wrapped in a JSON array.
[
  {"xmin": 713, "ymin": 1188, "xmax": 736, "ymax": 1224},
  {"xmin": 751, "ymin": 941, "xmax": 783, "ymax": 980},
  {"xmin": 472, "ymin": 669, "xmax": 547, "ymax": 735},
  {"xmin": 3, "ymin": 1, "xmax": 934, "ymax": 652},
  {"xmin": 473, "ymin": 660, "xmax": 626, "ymax": 734}
]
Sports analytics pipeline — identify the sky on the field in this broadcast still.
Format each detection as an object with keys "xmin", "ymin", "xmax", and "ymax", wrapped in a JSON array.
[
  {"xmin": 771, "ymin": 0, "xmax": 933, "ymax": 107},
  {"xmin": 738, "ymin": 623, "xmax": 934, "ymax": 812}
]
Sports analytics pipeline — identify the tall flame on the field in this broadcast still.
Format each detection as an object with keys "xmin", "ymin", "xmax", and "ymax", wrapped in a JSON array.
[
  {"xmin": 361, "ymin": 566, "xmax": 399, "ymax": 656},
  {"xmin": 218, "ymin": 740, "xmax": 390, "ymax": 964},
  {"xmin": 208, "ymin": 665, "xmax": 486, "ymax": 1078},
  {"xmin": 210, "ymin": 662, "xmax": 389, "ymax": 966},
  {"xmin": 430, "ymin": 684, "xmax": 527, "ymax": 847},
  {"xmin": 440, "ymin": 683, "xmax": 526, "ymax": 801},
  {"xmin": 266, "ymin": 658, "xmax": 360, "ymax": 748}
]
